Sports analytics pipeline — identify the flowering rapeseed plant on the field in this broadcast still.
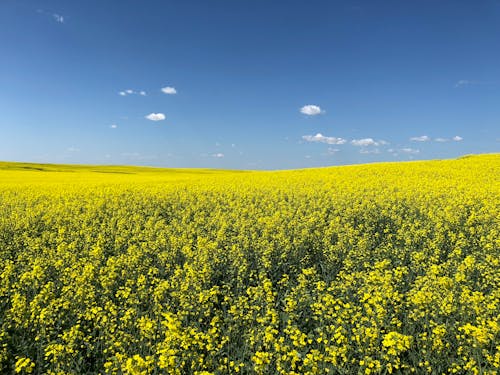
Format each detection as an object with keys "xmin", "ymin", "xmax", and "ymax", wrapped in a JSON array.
[{"xmin": 0, "ymin": 154, "xmax": 498, "ymax": 373}]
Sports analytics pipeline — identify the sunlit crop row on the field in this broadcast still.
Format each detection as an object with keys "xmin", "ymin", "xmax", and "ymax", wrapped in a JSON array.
[{"xmin": 0, "ymin": 155, "xmax": 499, "ymax": 374}]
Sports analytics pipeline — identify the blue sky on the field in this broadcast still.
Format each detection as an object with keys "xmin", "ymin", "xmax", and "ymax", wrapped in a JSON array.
[{"xmin": 0, "ymin": 0, "xmax": 499, "ymax": 169}]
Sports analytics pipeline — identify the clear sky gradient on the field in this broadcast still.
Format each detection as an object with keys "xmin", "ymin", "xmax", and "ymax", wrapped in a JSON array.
[{"xmin": 1, "ymin": 0, "xmax": 499, "ymax": 169}]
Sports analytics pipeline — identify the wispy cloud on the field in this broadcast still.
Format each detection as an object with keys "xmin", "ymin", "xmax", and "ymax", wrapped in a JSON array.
[
  {"xmin": 67, "ymin": 146, "xmax": 80, "ymax": 152},
  {"xmin": 300, "ymin": 105, "xmax": 324, "ymax": 116},
  {"xmin": 302, "ymin": 133, "xmax": 347, "ymax": 145},
  {"xmin": 162, "ymin": 87, "xmax": 177, "ymax": 95},
  {"xmin": 388, "ymin": 148, "xmax": 420, "ymax": 155},
  {"xmin": 351, "ymin": 138, "xmax": 387, "ymax": 147},
  {"xmin": 110, "ymin": 124, "xmax": 118, "ymax": 129},
  {"xmin": 37, "ymin": 9, "xmax": 65, "ymax": 24},
  {"xmin": 360, "ymin": 148, "xmax": 380, "ymax": 154},
  {"xmin": 434, "ymin": 136, "xmax": 463, "ymax": 142},
  {"xmin": 53, "ymin": 13, "xmax": 64, "ymax": 23},
  {"xmin": 411, "ymin": 135, "xmax": 463, "ymax": 142},
  {"xmin": 410, "ymin": 135, "xmax": 431, "ymax": 142},
  {"xmin": 400, "ymin": 148, "xmax": 420, "ymax": 154},
  {"xmin": 119, "ymin": 89, "xmax": 147, "ymax": 96},
  {"xmin": 145, "ymin": 113, "xmax": 166, "ymax": 121},
  {"xmin": 454, "ymin": 80, "xmax": 486, "ymax": 88},
  {"xmin": 212, "ymin": 153, "xmax": 224, "ymax": 158}
]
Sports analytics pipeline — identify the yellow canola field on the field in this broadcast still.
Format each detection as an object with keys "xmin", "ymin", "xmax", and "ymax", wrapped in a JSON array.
[{"xmin": 0, "ymin": 154, "xmax": 499, "ymax": 374}]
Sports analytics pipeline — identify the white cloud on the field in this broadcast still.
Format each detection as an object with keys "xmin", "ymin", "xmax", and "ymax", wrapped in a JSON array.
[
  {"xmin": 300, "ymin": 105, "xmax": 323, "ymax": 116},
  {"xmin": 162, "ymin": 86, "xmax": 177, "ymax": 95},
  {"xmin": 410, "ymin": 135, "xmax": 463, "ymax": 142},
  {"xmin": 455, "ymin": 80, "xmax": 471, "ymax": 88},
  {"xmin": 212, "ymin": 153, "xmax": 224, "ymax": 158},
  {"xmin": 400, "ymin": 148, "xmax": 420, "ymax": 154},
  {"xmin": 302, "ymin": 133, "xmax": 347, "ymax": 145},
  {"xmin": 37, "ymin": 10, "xmax": 65, "ymax": 24},
  {"xmin": 67, "ymin": 147, "xmax": 79, "ymax": 152},
  {"xmin": 327, "ymin": 148, "xmax": 340, "ymax": 155},
  {"xmin": 119, "ymin": 89, "xmax": 147, "ymax": 96},
  {"xmin": 360, "ymin": 148, "xmax": 380, "ymax": 154},
  {"xmin": 351, "ymin": 138, "xmax": 381, "ymax": 147},
  {"xmin": 53, "ymin": 14, "xmax": 64, "ymax": 23},
  {"xmin": 454, "ymin": 80, "xmax": 485, "ymax": 88},
  {"xmin": 410, "ymin": 135, "xmax": 431, "ymax": 142},
  {"xmin": 145, "ymin": 113, "xmax": 166, "ymax": 121},
  {"xmin": 110, "ymin": 124, "xmax": 118, "ymax": 129}
]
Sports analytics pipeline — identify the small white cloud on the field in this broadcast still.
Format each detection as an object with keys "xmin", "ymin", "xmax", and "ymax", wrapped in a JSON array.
[
  {"xmin": 454, "ymin": 80, "xmax": 485, "ymax": 88},
  {"xmin": 162, "ymin": 86, "xmax": 177, "ymax": 95},
  {"xmin": 212, "ymin": 153, "xmax": 224, "ymax": 158},
  {"xmin": 360, "ymin": 148, "xmax": 380, "ymax": 154},
  {"xmin": 119, "ymin": 89, "xmax": 147, "ymax": 96},
  {"xmin": 452, "ymin": 135, "xmax": 463, "ymax": 141},
  {"xmin": 302, "ymin": 133, "xmax": 347, "ymax": 145},
  {"xmin": 37, "ymin": 10, "xmax": 65, "ymax": 24},
  {"xmin": 435, "ymin": 137, "xmax": 448, "ymax": 142},
  {"xmin": 351, "ymin": 138, "xmax": 380, "ymax": 147},
  {"xmin": 300, "ymin": 105, "xmax": 323, "ymax": 116},
  {"xmin": 145, "ymin": 113, "xmax": 166, "ymax": 121},
  {"xmin": 400, "ymin": 148, "xmax": 420, "ymax": 154},
  {"xmin": 326, "ymin": 148, "xmax": 340, "ymax": 155},
  {"xmin": 410, "ymin": 135, "xmax": 431, "ymax": 142},
  {"xmin": 455, "ymin": 80, "xmax": 471, "ymax": 88},
  {"xmin": 67, "ymin": 147, "xmax": 79, "ymax": 152},
  {"xmin": 53, "ymin": 14, "xmax": 64, "ymax": 23},
  {"xmin": 110, "ymin": 124, "xmax": 118, "ymax": 129}
]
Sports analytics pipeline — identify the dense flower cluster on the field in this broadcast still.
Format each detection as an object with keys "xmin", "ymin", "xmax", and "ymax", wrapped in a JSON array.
[{"xmin": 0, "ymin": 155, "xmax": 498, "ymax": 374}]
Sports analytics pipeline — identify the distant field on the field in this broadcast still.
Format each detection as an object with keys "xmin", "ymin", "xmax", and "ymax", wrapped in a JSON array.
[{"xmin": 1, "ymin": 154, "xmax": 499, "ymax": 374}]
